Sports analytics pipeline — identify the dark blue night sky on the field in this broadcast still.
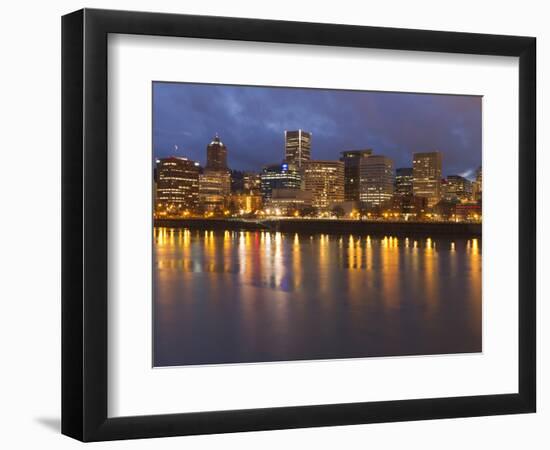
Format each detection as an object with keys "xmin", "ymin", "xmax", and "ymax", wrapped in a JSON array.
[{"xmin": 153, "ymin": 82, "xmax": 481, "ymax": 179}]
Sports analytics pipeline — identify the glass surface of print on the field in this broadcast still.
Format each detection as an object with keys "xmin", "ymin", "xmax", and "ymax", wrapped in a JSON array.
[{"xmin": 152, "ymin": 82, "xmax": 482, "ymax": 367}]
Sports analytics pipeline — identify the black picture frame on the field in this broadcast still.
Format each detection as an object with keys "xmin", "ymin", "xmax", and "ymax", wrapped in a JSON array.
[{"xmin": 62, "ymin": 8, "xmax": 536, "ymax": 442}]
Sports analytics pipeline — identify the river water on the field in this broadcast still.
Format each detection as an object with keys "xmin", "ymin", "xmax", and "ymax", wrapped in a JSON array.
[{"xmin": 153, "ymin": 227, "xmax": 481, "ymax": 366}]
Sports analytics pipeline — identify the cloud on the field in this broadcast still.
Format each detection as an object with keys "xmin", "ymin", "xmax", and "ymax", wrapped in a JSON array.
[{"xmin": 153, "ymin": 82, "xmax": 481, "ymax": 175}]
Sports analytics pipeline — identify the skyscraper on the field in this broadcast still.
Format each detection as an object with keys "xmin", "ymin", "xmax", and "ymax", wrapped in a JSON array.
[
  {"xmin": 155, "ymin": 156, "xmax": 200, "ymax": 212},
  {"xmin": 199, "ymin": 134, "xmax": 231, "ymax": 211},
  {"xmin": 473, "ymin": 166, "xmax": 482, "ymax": 201},
  {"xmin": 412, "ymin": 151, "xmax": 442, "ymax": 207},
  {"xmin": 359, "ymin": 155, "xmax": 394, "ymax": 206},
  {"xmin": 443, "ymin": 175, "xmax": 473, "ymax": 202},
  {"xmin": 284, "ymin": 129, "xmax": 311, "ymax": 168},
  {"xmin": 303, "ymin": 160, "xmax": 345, "ymax": 209},
  {"xmin": 260, "ymin": 163, "xmax": 302, "ymax": 201},
  {"xmin": 206, "ymin": 134, "xmax": 228, "ymax": 171},
  {"xmin": 395, "ymin": 167, "xmax": 413, "ymax": 196},
  {"xmin": 199, "ymin": 170, "xmax": 231, "ymax": 211},
  {"xmin": 340, "ymin": 149, "xmax": 372, "ymax": 201}
]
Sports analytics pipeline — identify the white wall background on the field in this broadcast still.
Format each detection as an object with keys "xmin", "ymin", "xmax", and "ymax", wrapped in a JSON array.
[{"xmin": 0, "ymin": 0, "xmax": 546, "ymax": 448}]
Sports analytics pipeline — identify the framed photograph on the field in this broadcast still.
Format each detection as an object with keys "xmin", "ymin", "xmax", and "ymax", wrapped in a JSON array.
[{"xmin": 62, "ymin": 8, "xmax": 536, "ymax": 441}]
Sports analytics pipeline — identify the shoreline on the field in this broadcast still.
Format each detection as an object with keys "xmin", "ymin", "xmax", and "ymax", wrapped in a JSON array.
[{"xmin": 154, "ymin": 218, "xmax": 481, "ymax": 237}]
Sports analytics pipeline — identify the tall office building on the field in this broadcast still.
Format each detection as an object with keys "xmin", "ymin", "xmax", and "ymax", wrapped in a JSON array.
[
  {"xmin": 199, "ymin": 170, "xmax": 231, "ymax": 211},
  {"xmin": 476, "ymin": 166, "xmax": 482, "ymax": 186},
  {"xmin": 155, "ymin": 156, "xmax": 200, "ymax": 212},
  {"xmin": 443, "ymin": 175, "xmax": 472, "ymax": 202},
  {"xmin": 205, "ymin": 134, "xmax": 228, "ymax": 171},
  {"xmin": 473, "ymin": 166, "xmax": 482, "ymax": 201},
  {"xmin": 340, "ymin": 149, "xmax": 372, "ymax": 201},
  {"xmin": 199, "ymin": 134, "xmax": 231, "ymax": 211},
  {"xmin": 284, "ymin": 129, "xmax": 312, "ymax": 168},
  {"xmin": 412, "ymin": 151, "xmax": 442, "ymax": 207},
  {"xmin": 260, "ymin": 163, "xmax": 302, "ymax": 201},
  {"xmin": 303, "ymin": 160, "xmax": 345, "ymax": 209},
  {"xmin": 359, "ymin": 155, "xmax": 394, "ymax": 206},
  {"xmin": 395, "ymin": 167, "xmax": 413, "ymax": 196}
]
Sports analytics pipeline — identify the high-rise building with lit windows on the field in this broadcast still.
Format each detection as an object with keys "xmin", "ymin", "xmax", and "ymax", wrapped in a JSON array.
[
  {"xmin": 412, "ymin": 151, "xmax": 442, "ymax": 207},
  {"xmin": 155, "ymin": 157, "xmax": 200, "ymax": 212},
  {"xmin": 199, "ymin": 133, "xmax": 232, "ymax": 211},
  {"xmin": 199, "ymin": 170, "xmax": 231, "ymax": 211},
  {"xmin": 206, "ymin": 134, "xmax": 228, "ymax": 171},
  {"xmin": 340, "ymin": 149, "xmax": 372, "ymax": 201},
  {"xmin": 260, "ymin": 163, "xmax": 302, "ymax": 201},
  {"xmin": 284, "ymin": 129, "xmax": 311, "ymax": 168},
  {"xmin": 443, "ymin": 175, "xmax": 472, "ymax": 202},
  {"xmin": 473, "ymin": 166, "xmax": 482, "ymax": 201},
  {"xmin": 359, "ymin": 155, "xmax": 394, "ymax": 206},
  {"xmin": 303, "ymin": 160, "xmax": 345, "ymax": 209},
  {"xmin": 395, "ymin": 167, "xmax": 413, "ymax": 196}
]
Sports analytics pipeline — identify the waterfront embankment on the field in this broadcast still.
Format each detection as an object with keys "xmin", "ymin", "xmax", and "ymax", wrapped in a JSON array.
[{"xmin": 154, "ymin": 218, "xmax": 481, "ymax": 237}]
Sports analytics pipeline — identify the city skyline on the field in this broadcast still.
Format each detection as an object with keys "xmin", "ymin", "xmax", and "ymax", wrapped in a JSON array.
[
  {"xmin": 152, "ymin": 82, "xmax": 483, "ymax": 368},
  {"xmin": 153, "ymin": 82, "xmax": 482, "ymax": 179}
]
